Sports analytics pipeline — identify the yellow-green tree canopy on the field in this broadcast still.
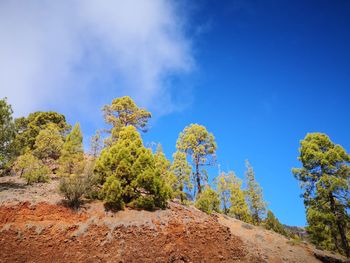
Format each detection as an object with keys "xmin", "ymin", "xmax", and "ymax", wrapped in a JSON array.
[
  {"xmin": 12, "ymin": 111, "xmax": 70, "ymax": 155},
  {"xmin": 154, "ymin": 144, "xmax": 177, "ymax": 195},
  {"xmin": 176, "ymin": 123, "xmax": 217, "ymax": 194},
  {"xmin": 195, "ymin": 185, "xmax": 220, "ymax": 214},
  {"xmin": 58, "ymin": 123, "xmax": 84, "ymax": 176},
  {"xmin": 102, "ymin": 96, "xmax": 151, "ymax": 139},
  {"xmin": 33, "ymin": 123, "xmax": 64, "ymax": 161},
  {"xmin": 293, "ymin": 133, "xmax": 350, "ymax": 256},
  {"xmin": 171, "ymin": 150, "xmax": 192, "ymax": 203},
  {"xmin": 95, "ymin": 126, "xmax": 171, "ymax": 210},
  {"xmin": 13, "ymin": 152, "xmax": 50, "ymax": 185}
]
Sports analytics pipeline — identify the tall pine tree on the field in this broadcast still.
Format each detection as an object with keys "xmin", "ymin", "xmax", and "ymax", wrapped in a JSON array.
[
  {"xmin": 293, "ymin": 133, "xmax": 350, "ymax": 256},
  {"xmin": 245, "ymin": 160, "xmax": 266, "ymax": 225},
  {"xmin": 58, "ymin": 123, "xmax": 84, "ymax": 176}
]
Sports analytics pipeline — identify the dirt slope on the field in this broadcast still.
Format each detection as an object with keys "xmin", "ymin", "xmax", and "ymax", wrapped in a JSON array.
[{"xmin": 0, "ymin": 175, "xmax": 348, "ymax": 263}]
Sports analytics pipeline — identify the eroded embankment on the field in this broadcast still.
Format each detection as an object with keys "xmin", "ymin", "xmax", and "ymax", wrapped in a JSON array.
[{"xmin": 0, "ymin": 202, "xmax": 251, "ymax": 263}]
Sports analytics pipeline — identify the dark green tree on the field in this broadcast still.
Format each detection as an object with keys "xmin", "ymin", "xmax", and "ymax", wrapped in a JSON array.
[
  {"xmin": 176, "ymin": 124, "xmax": 217, "ymax": 194},
  {"xmin": 264, "ymin": 210, "xmax": 288, "ymax": 237},
  {"xmin": 293, "ymin": 133, "xmax": 350, "ymax": 256},
  {"xmin": 0, "ymin": 98, "xmax": 15, "ymax": 172}
]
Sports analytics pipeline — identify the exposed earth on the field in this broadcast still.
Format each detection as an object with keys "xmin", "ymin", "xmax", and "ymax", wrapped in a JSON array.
[{"xmin": 0, "ymin": 175, "xmax": 348, "ymax": 263}]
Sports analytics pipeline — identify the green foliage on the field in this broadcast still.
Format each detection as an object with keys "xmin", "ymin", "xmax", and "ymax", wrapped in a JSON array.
[
  {"xmin": 12, "ymin": 111, "xmax": 70, "ymax": 156},
  {"xmin": 100, "ymin": 175, "xmax": 124, "ymax": 210},
  {"xmin": 216, "ymin": 171, "xmax": 233, "ymax": 215},
  {"xmin": 0, "ymin": 98, "xmax": 16, "ymax": 172},
  {"xmin": 245, "ymin": 160, "xmax": 266, "ymax": 225},
  {"xmin": 58, "ymin": 123, "xmax": 84, "ymax": 177},
  {"xmin": 293, "ymin": 133, "xmax": 350, "ymax": 256},
  {"xmin": 176, "ymin": 124, "xmax": 217, "ymax": 194},
  {"xmin": 59, "ymin": 174, "xmax": 87, "ymax": 208},
  {"xmin": 13, "ymin": 152, "xmax": 50, "ymax": 184},
  {"xmin": 33, "ymin": 124, "xmax": 64, "ymax": 161},
  {"xmin": 154, "ymin": 144, "xmax": 177, "ymax": 194},
  {"xmin": 227, "ymin": 172, "xmax": 252, "ymax": 223},
  {"xmin": 170, "ymin": 151, "xmax": 192, "ymax": 203},
  {"xmin": 102, "ymin": 96, "xmax": 151, "ymax": 141},
  {"xmin": 264, "ymin": 210, "xmax": 288, "ymax": 237},
  {"xmin": 95, "ymin": 126, "xmax": 171, "ymax": 211},
  {"xmin": 59, "ymin": 157, "xmax": 98, "ymax": 208},
  {"xmin": 195, "ymin": 186, "xmax": 220, "ymax": 214}
]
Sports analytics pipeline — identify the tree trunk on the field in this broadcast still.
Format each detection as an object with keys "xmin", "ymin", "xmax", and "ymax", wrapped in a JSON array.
[
  {"xmin": 329, "ymin": 193, "xmax": 350, "ymax": 257},
  {"xmin": 195, "ymin": 157, "xmax": 201, "ymax": 194}
]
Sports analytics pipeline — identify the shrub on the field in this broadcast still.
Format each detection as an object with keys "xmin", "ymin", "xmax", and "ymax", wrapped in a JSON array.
[
  {"xmin": 59, "ymin": 174, "xmax": 87, "ymax": 208},
  {"xmin": 13, "ymin": 152, "xmax": 50, "ymax": 184},
  {"xmin": 58, "ymin": 158, "xmax": 100, "ymax": 208},
  {"xmin": 195, "ymin": 186, "xmax": 220, "ymax": 214}
]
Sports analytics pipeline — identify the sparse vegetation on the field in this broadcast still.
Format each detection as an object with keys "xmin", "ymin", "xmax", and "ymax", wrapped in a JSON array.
[{"xmin": 1, "ymin": 95, "xmax": 349, "ymax": 260}]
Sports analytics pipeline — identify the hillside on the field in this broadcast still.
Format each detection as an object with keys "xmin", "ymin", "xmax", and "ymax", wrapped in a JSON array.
[{"xmin": 0, "ymin": 175, "xmax": 348, "ymax": 263}]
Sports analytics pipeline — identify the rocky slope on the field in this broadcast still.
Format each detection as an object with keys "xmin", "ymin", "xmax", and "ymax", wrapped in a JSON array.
[{"xmin": 0, "ymin": 175, "xmax": 348, "ymax": 263}]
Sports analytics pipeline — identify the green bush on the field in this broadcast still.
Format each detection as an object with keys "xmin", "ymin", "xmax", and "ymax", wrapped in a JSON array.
[
  {"xmin": 59, "ymin": 174, "xmax": 88, "ymax": 208},
  {"xmin": 195, "ymin": 186, "xmax": 220, "ymax": 214}
]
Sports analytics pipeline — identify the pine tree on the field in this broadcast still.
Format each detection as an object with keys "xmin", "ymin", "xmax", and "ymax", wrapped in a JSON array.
[
  {"xmin": 245, "ymin": 160, "xmax": 266, "ymax": 225},
  {"xmin": 89, "ymin": 130, "xmax": 103, "ymax": 158},
  {"xmin": 12, "ymin": 111, "xmax": 70, "ymax": 155},
  {"xmin": 170, "ymin": 151, "xmax": 192, "ymax": 203},
  {"xmin": 58, "ymin": 123, "xmax": 84, "ymax": 176},
  {"xmin": 154, "ymin": 144, "xmax": 176, "ymax": 195},
  {"xmin": 176, "ymin": 124, "xmax": 217, "ymax": 194},
  {"xmin": 264, "ymin": 210, "xmax": 288, "ymax": 237},
  {"xmin": 95, "ymin": 126, "xmax": 171, "ymax": 210},
  {"xmin": 0, "ymin": 98, "xmax": 15, "ymax": 172},
  {"xmin": 102, "ymin": 96, "xmax": 151, "ymax": 141},
  {"xmin": 293, "ymin": 133, "xmax": 350, "ymax": 256},
  {"xmin": 33, "ymin": 123, "xmax": 64, "ymax": 162},
  {"xmin": 217, "ymin": 171, "xmax": 232, "ymax": 215},
  {"xmin": 228, "ymin": 172, "xmax": 252, "ymax": 223}
]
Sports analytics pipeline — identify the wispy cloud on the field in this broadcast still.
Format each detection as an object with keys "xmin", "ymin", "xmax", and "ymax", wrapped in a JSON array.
[{"xmin": 0, "ymin": 0, "xmax": 194, "ymax": 117}]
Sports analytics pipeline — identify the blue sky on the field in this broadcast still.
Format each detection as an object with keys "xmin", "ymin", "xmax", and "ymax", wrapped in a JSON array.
[{"xmin": 1, "ymin": 0, "xmax": 350, "ymax": 226}]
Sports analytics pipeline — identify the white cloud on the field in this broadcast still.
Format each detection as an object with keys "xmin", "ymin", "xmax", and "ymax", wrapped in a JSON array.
[{"xmin": 0, "ymin": 0, "xmax": 193, "ymax": 117}]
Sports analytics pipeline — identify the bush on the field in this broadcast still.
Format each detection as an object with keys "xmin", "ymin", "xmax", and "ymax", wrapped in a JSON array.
[
  {"xmin": 13, "ymin": 152, "xmax": 50, "ymax": 184},
  {"xmin": 59, "ymin": 158, "xmax": 100, "ymax": 208},
  {"xmin": 59, "ymin": 174, "xmax": 87, "ymax": 208},
  {"xmin": 195, "ymin": 186, "xmax": 220, "ymax": 214}
]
